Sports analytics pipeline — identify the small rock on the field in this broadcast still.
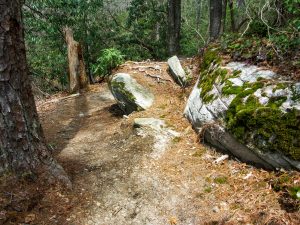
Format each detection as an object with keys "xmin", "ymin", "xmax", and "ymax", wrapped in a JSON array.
[
  {"xmin": 212, "ymin": 206, "xmax": 220, "ymax": 213},
  {"xmin": 25, "ymin": 213, "xmax": 36, "ymax": 223},
  {"xmin": 108, "ymin": 73, "xmax": 154, "ymax": 114},
  {"xmin": 167, "ymin": 56, "xmax": 188, "ymax": 87},
  {"xmin": 134, "ymin": 118, "xmax": 166, "ymax": 131}
]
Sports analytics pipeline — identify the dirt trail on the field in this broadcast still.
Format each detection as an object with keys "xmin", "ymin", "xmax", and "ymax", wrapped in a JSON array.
[{"xmin": 34, "ymin": 61, "xmax": 299, "ymax": 225}]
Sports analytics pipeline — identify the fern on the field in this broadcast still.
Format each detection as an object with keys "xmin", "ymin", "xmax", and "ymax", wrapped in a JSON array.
[{"xmin": 93, "ymin": 48, "xmax": 124, "ymax": 77}]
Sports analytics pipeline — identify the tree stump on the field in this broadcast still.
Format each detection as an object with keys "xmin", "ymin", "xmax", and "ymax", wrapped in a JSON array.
[{"xmin": 64, "ymin": 27, "xmax": 88, "ymax": 93}]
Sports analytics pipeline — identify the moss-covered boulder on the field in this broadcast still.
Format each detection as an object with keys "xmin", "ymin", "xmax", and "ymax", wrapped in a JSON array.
[
  {"xmin": 184, "ymin": 49, "xmax": 300, "ymax": 170},
  {"xmin": 167, "ymin": 56, "xmax": 188, "ymax": 87},
  {"xmin": 109, "ymin": 73, "xmax": 154, "ymax": 114}
]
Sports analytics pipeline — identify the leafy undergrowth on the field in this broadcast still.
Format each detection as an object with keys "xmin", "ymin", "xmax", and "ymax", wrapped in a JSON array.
[{"xmin": 0, "ymin": 59, "xmax": 299, "ymax": 224}]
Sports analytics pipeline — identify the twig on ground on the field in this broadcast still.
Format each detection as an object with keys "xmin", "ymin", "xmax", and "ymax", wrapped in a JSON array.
[
  {"xmin": 214, "ymin": 155, "xmax": 229, "ymax": 164},
  {"xmin": 39, "ymin": 93, "xmax": 80, "ymax": 106},
  {"xmin": 146, "ymin": 74, "xmax": 173, "ymax": 83},
  {"xmin": 132, "ymin": 65, "xmax": 162, "ymax": 73}
]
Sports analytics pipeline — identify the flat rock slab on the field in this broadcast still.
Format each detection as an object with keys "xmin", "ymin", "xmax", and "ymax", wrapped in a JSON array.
[{"xmin": 109, "ymin": 73, "xmax": 154, "ymax": 114}]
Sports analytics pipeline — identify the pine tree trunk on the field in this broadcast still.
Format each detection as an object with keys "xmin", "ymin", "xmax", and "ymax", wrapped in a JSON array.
[
  {"xmin": 209, "ymin": 0, "xmax": 223, "ymax": 40},
  {"xmin": 228, "ymin": 0, "xmax": 236, "ymax": 32},
  {"xmin": 0, "ymin": 0, "xmax": 70, "ymax": 187},
  {"xmin": 83, "ymin": 12, "xmax": 95, "ymax": 84},
  {"xmin": 167, "ymin": 0, "xmax": 182, "ymax": 56},
  {"xmin": 196, "ymin": 0, "xmax": 202, "ymax": 31},
  {"xmin": 221, "ymin": 0, "xmax": 228, "ymax": 33},
  {"xmin": 64, "ymin": 27, "xmax": 88, "ymax": 93}
]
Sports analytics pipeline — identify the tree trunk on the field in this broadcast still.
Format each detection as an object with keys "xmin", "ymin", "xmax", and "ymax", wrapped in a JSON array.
[
  {"xmin": 83, "ymin": 11, "xmax": 95, "ymax": 84},
  {"xmin": 0, "ymin": 0, "xmax": 70, "ymax": 187},
  {"xmin": 209, "ymin": 0, "xmax": 223, "ymax": 40},
  {"xmin": 228, "ymin": 0, "xmax": 236, "ymax": 32},
  {"xmin": 84, "ymin": 41, "xmax": 95, "ymax": 84},
  {"xmin": 221, "ymin": 0, "xmax": 228, "ymax": 33},
  {"xmin": 196, "ymin": 0, "xmax": 202, "ymax": 31},
  {"xmin": 64, "ymin": 27, "xmax": 88, "ymax": 93},
  {"xmin": 275, "ymin": 0, "xmax": 285, "ymax": 26},
  {"xmin": 167, "ymin": 0, "xmax": 181, "ymax": 56},
  {"xmin": 237, "ymin": 0, "xmax": 245, "ymax": 7},
  {"xmin": 155, "ymin": 22, "xmax": 160, "ymax": 42}
]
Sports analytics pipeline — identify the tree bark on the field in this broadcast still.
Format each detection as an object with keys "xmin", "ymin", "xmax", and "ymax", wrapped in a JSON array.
[
  {"xmin": 196, "ymin": 0, "xmax": 202, "ymax": 31},
  {"xmin": 221, "ymin": 0, "xmax": 228, "ymax": 33},
  {"xmin": 0, "ymin": 0, "xmax": 70, "ymax": 187},
  {"xmin": 64, "ymin": 27, "xmax": 88, "ymax": 93},
  {"xmin": 237, "ymin": 0, "xmax": 245, "ymax": 8},
  {"xmin": 275, "ymin": 0, "xmax": 285, "ymax": 26},
  {"xmin": 83, "ymin": 10, "xmax": 95, "ymax": 84},
  {"xmin": 209, "ymin": 0, "xmax": 223, "ymax": 40},
  {"xmin": 167, "ymin": 0, "xmax": 181, "ymax": 56},
  {"xmin": 228, "ymin": 0, "xmax": 236, "ymax": 32}
]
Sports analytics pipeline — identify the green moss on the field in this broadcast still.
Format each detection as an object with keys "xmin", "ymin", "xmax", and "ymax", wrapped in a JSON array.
[
  {"xmin": 222, "ymin": 80, "xmax": 244, "ymax": 95},
  {"xmin": 272, "ymin": 174, "xmax": 292, "ymax": 192},
  {"xmin": 273, "ymin": 83, "xmax": 288, "ymax": 93},
  {"xmin": 192, "ymin": 148, "xmax": 206, "ymax": 157},
  {"xmin": 203, "ymin": 94, "xmax": 217, "ymax": 103},
  {"xmin": 225, "ymin": 83, "xmax": 300, "ymax": 160},
  {"xmin": 257, "ymin": 77, "xmax": 265, "ymax": 82},
  {"xmin": 289, "ymin": 186, "xmax": 300, "ymax": 200},
  {"xmin": 204, "ymin": 186, "xmax": 212, "ymax": 193},
  {"xmin": 110, "ymin": 80, "xmax": 140, "ymax": 114},
  {"xmin": 160, "ymin": 114, "xmax": 167, "ymax": 119},
  {"xmin": 197, "ymin": 49, "xmax": 229, "ymax": 104},
  {"xmin": 111, "ymin": 80, "xmax": 136, "ymax": 102},
  {"xmin": 172, "ymin": 136, "xmax": 182, "ymax": 143},
  {"xmin": 214, "ymin": 176, "xmax": 228, "ymax": 184},
  {"xmin": 232, "ymin": 70, "xmax": 242, "ymax": 78},
  {"xmin": 222, "ymin": 80, "xmax": 264, "ymax": 97},
  {"xmin": 200, "ymin": 48, "xmax": 221, "ymax": 72},
  {"xmin": 267, "ymin": 96, "xmax": 288, "ymax": 108},
  {"xmin": 198, "ymin": 67, "xmax": 228, "ymax": 103},
  {"xmin": 199, "ymin": 46, "xmax": 300, "ymax": 161}
]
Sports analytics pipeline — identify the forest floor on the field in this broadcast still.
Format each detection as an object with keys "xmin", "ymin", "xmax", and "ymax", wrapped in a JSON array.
[{"xmin": 1, "ymin": 60, "xmax": 300, "ymax": 225}]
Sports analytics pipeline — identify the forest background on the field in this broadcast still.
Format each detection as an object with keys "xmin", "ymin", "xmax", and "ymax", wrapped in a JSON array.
[{"xmin": 24, "ymin": 0, "xmax": 300, "ymax": 92}]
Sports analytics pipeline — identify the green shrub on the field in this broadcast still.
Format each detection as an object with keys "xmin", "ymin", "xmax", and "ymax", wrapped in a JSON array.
[
  {"xmin": 247, "ymin": 20, "xmax": 268, "ymax": 37},
  {"xmin": 93, "ymin": 48, "xmax": 125, "ymax": 77}
]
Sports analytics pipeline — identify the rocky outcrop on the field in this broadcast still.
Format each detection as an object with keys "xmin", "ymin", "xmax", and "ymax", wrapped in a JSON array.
[
  {"xmin": 184, "ymin": 49, "xmax": 300, "ymax": 170},
  {"xmin": 167, "ymin": 56, "xmax": 188, "ymax": 87},
  {"xmin": 109, "ymin": 73, "xmax": 154, "ymax": 114}
]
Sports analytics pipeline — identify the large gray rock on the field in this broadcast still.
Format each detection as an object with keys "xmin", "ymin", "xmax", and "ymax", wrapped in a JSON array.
[
  {"xmin": 109, "ymin": 73, "xmax": 154, "ymax": 114},
  {"xmin": 184, "ymin": 59, "xmax": 300, "ymax": 170},
  {"xmin": 167, "ymin": 56, "xmax": 187, "ymax": 87}
]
